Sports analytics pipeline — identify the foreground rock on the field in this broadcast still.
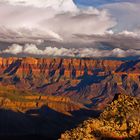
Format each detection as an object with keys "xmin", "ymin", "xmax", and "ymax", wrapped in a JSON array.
[{"xmin": 60, "ymin": 94, "xmax": 140, "ymax": 140}]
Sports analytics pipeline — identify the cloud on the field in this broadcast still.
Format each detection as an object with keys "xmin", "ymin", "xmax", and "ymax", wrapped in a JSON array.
[
  {"xmin": 75, "ymin": 31, "xmax": 140, "ymax": 50},
  {"xmin": 0, "ymin": 0, "xmax": 116, "ymax": 43},
  {"xmin": 1, "ymin": 0, "xmax": 77, "ymax": 11},
  {"xmin": 2, "ymin": 44, "xmax": 23, "ymax": 54},
  {"xmin": 0, "ymin": 27, "xmax": 63, "ymax": 44},
  {"xmin": 101, "ymin": 2, "xmax": 140, "ymax": 32},
  {"xmin": 0, "ymin": 0, "xmax": 139, "ymax": 58},
  {"xmin": 118, "ymin": 30, "xmax": 139, "ymax": 38},
  {"xmin": 1, "ymin": 43, "xmax": 140, "ymax": 58}
]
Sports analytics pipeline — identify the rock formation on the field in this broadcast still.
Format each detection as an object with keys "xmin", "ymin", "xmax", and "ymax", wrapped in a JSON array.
[
  {"xmin": 0, "ymin": 57, "xmax": 139, "ymax": 139},
  {"xmin": 0, "ymin": 57, "xmax": 139, "ymax": 110},
  {"xmin": 60, "ymin": 94, "xmax": 140, "ymax": 140}
]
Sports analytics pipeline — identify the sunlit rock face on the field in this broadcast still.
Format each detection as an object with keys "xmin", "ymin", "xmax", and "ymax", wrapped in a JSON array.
[
  {"xmin": 60, "ymin": 94, "xmax": 140, "ymax": 140},
  {"xmin": 0, "ymin": 95, "xmax": 85, "ymax": 115},
  {"xmin": 0, "ymin": 57, "xmax": 139, "ymax": 139},
  {"xmin": 0, "ymin": 57, "xmax": 139, "ymax": 111}
]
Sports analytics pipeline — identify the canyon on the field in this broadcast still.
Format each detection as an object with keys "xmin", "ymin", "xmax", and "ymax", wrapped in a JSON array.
[
  {"xmin": 0, "ymin": 57, "xmax": 139, "ymax": 139},
  {"xmin": 0, "ymin": 57, "xmax": 140, "ymax": 106}
]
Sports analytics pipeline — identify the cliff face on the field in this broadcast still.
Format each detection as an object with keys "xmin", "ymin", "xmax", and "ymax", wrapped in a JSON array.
[
  {"xmin": 0, "ymin": 57, "xmax": 122, "ymax": 78},
  {"xmin": 0, "ymin": 57, "xmax": 139, "ymax": 139},
  {"xmin": 0, "ymin": 57, "xmax": 139, "ymax": 110},
  {"xmin": 0, "ymin": 95, "xmax": 85, "ymax": 115}
]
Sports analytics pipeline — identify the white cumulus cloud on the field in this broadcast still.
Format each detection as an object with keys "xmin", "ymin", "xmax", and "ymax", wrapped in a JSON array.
[
  {"xmin": 0, "ymin": 0, "xmax": 139, "ymax": 58},
  {"xmin": 1, "ymin": 0, "xmax": 77, "ymax": 11},
  {"xmin": 2, "ymin": 44, "xmax": 23, "ymax": 54},
  {"xmin": 0, "ymin": 0, "xmax": 116, "ymax": 43},
  {"xmin": 1, "ymin": 44, "xmax": 140, "ymax": 58},
  {"xmin": 101, "ymin": 2, "xmax": 140, "ymax": 32}
]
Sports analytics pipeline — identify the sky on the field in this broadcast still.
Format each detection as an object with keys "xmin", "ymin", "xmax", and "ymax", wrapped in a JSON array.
[
  {"xmin": 0, "ymin": 0, "xmax": 140, "ymax": 58},
  {"xmin": 75, "ymin": 0, "xmax": 140, "ymax": 7}
]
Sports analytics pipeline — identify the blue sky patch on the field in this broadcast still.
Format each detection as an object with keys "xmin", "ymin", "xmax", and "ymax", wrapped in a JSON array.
[{"xmin": 74, "ymin": 0, "xmax": 140, "ymax": 7}]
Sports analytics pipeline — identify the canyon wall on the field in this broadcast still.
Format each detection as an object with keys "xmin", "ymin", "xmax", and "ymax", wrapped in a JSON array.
[{"xmin": 0, "ymin": 57, "xmax": 139, "ymax": 110}]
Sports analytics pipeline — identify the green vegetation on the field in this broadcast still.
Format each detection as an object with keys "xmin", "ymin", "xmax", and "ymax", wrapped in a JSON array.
[{"xmin": 0, "ymin": 86, "xmax": 40, "ymax": 102}]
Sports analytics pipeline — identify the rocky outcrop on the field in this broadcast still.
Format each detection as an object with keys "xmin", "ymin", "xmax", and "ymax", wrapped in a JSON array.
[
  {"xmin": 60, "ymin": 94, "xmax": 140, "ymax": 140},
  {"xmin": 0, "ymin": 95, "xmax": 86, "ymax": 115}
]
